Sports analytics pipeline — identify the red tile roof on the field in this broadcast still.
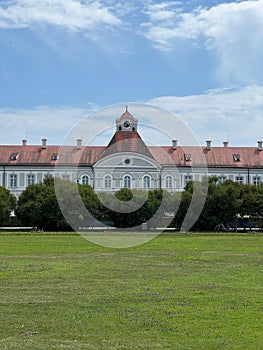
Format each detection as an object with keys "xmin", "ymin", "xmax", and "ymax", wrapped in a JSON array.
[
  {"xmin": 149, "ymin": 146, "xmax": 263, "ymax": 168},
  {"xmin": 1, "ymin": 142, "xmax": 263, "ymax": 168},
  {"xmin": 99, "ymin": 131, "xmax": 154, "ymax": 159},
  {"xmin": 0, "ymin": 145, "xmax": 105, "ymax": 166},
  {"xmin": 202, "ymin": 146, "xmax": 263, "ymax": 168},
  {"xmin": 115, "ymin": 108, "xmax": 138, "ymax": 123}
]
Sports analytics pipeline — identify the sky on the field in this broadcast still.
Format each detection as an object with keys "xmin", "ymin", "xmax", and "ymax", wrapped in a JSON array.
[{"xmin": 0, "ymin": 0, "xmax": 263, "ymax": 147}]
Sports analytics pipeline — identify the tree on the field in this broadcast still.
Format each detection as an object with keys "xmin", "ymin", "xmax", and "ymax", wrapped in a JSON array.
[
  {"xmin": 77, "ymin": 183, "xmax": 102, "ymax": 226},
  {"xmin": 172, "ymin": 178, "xmax": 240, "ymax": 231},
  {"xmin": 236, "ymin": 183, "xmax": 263, "ymax": 217},
  {"xmin": 194, "ymin": 180, "xmax": 239, "ymax": 230},
  {"xmin": 172, "ymin": 189, "xmax": 192, "ymax": 229},
  {"xmin": 93, "ymin": 188, "xmax": 165, "ymax": 229},
  {"xmin": 0, "ymin": 186, "xmax": 16, "ymax": 225},
  {"xmin": 16, "ymin": 177, "xmax": 70, "ymax": 231}
]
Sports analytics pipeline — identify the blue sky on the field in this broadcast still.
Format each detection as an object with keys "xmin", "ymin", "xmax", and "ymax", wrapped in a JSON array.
[{"xmin": 0, "ymin": 0, "xmax": 263, "ymax": 146}]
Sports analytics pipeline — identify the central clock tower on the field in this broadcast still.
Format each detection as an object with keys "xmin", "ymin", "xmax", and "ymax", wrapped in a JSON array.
[{"xmin": 116, "ymin": 105, "xmax": 138, "ymax": 132}]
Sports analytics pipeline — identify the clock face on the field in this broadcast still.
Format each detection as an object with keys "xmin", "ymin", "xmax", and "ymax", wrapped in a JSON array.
[{"xmin": 123, "ymin": 120, "xmax": 131, "ymax": 128}]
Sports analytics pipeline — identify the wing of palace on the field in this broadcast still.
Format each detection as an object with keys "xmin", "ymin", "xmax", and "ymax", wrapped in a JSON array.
[{"xmin": 1, "ymin": 107, "xmax": 263, "ymax": 197}]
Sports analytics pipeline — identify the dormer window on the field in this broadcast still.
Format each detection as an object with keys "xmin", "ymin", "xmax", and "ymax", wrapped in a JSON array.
[
  {"xmin": 51, "ymin": 153, "xmax": 59, "ymax": 161},
  {"xmin": 10, "ymin": 153, "xmax": 18, "ymax": 161},
  {"xmin": 233, "ymin": 154, "xmax": 241, "ymax": 162},
  {"xmin": 184, "ymin": 153, "xmax": 192, "ymax": 161}
]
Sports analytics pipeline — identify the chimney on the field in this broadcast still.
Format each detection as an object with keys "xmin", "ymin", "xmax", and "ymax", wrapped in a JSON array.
[
  {"xmin": 206, "ymin": 140, "xmax": 211, "ymax": 151},
  {"xmin": 41, "ymin": 138, "xmax": 47, "ymax": 149},
  {"xmin": 223, "ymin": 141, "xmax": 229, "ymax": 148},
  {"xmin": 22, "ymin": 139, "xmax": 27, "ymax": 146},
  {"xmin": 258, "ymin": 141, "xmax": 263, "ymax": 151},
  {"xmin": 76, "ymin": 138, "xmax": 82, "ymax": 150},
  {"xmin": 172, "ymin": 139, "xmax": 177, "ymax": 150}
]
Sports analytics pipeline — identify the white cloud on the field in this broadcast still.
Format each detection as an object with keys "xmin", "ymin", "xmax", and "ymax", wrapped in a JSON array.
[
  {"xmin": 0, "ymin": 104, "xmax": 136, "ymax": 146},
  {"xmin": 144, "ymin": 1, "xmax": 182, "ymax": 22},
  {"xmin": 148, "ymin": 85, "xmax": 263, "ymax": 146},
  {"xmin": 0, "ymin": 0, "xmax": 121, "ymax": 31},
  {"xmin": 1, "ymin": 86, "xmax": 263, "ymax": 148},
  {"xmin": 142, "ymin": 0, "xmax": 263, "ymax": 83},
  {"xmin": 0, "ymin": 105, "xmax": 94, "ymax": 145}
]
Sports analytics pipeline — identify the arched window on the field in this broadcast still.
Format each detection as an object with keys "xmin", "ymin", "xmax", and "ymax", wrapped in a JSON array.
[
  {"xmin": 81, "ymin": 175, "xmax": 90, "ymax": 186},
  {"xmin": 123, "ymin": 175, "xmax": 132, "ymax": 188},
  {"xmin": 143, "ymin": 175, "xmax": 151, "ymax": 189},
  {"xmin": 165, "ymin": 175, "xmax": 173, "ymax": 189},
  {"xmin": 104, "ymin": 175, "xmax": 112, "ymax": 188}
]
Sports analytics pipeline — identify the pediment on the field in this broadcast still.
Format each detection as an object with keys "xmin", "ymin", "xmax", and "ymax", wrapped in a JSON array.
[{"xmin": 94, "ymin": 152, "xmax": 161, "ymax": 170}]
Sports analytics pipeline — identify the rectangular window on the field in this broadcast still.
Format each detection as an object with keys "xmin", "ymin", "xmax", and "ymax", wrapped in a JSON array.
[
  {"xmin": 236, "ymin": 176, "xmax": 243, "ymax": 184},
  {"xmin": 10, "ymin": 174, "xmax": 17, "ymax": 187},
  {"xmin": 184, "ymin": 175, "xmax": 192, "ymax": 186},
  {"xmin": 62, "ymin": 174, "xmax": 70, "ymax": 180},
  {"xmin": 253, "ymin": 176, "xmax": 260, "ymax": 186},
  {"xmin": 27, "ymin": 174, "xmax": 35, "ymax": 186},
  {"xmin": 218, "ymin": 176, "xmax": 227, "ymax": 183}
]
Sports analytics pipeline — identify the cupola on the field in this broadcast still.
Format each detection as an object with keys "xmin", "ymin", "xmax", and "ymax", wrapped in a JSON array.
[{"xmin": 116, "ymin": 105, "xmax": 138, "ymax": 132}]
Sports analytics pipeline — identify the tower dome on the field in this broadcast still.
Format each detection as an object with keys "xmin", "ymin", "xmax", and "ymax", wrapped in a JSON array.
[{"xmin": 115, "ymin": 105, "xmax": 138, "ymax": 132}]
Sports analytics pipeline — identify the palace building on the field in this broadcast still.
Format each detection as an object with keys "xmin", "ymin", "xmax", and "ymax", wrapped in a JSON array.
[{"xmin": 1, "ymin": 107, "xmax": 263, "ymax": 198}]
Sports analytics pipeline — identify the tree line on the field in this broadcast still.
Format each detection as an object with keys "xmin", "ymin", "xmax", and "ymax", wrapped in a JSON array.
[{"xmin": 1, "ymin": 176, "xmax": 263, "ymax": 231}]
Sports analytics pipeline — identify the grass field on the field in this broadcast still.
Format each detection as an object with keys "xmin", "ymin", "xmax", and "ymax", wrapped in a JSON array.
[{"xmin": 0, "ymin": 232, "xmax": 263, "ymax": 350}]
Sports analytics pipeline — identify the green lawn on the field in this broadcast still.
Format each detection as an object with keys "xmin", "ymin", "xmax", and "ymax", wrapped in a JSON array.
[{"xmin": 0, "ymin": 232, "xmax": 263, "ymax": 350}]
